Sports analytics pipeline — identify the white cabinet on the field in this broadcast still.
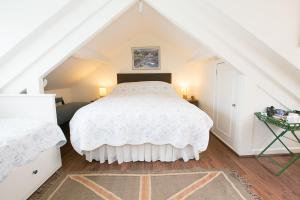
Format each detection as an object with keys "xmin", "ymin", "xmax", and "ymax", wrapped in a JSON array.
[{"xmin": 213, "ymin": 62, "xmax": 242, "ymax": 150}]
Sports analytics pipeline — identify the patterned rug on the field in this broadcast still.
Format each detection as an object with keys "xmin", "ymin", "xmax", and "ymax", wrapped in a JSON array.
[{"xmin": 30, "ymin": 170, "xmax": 260, "ymax": 200}]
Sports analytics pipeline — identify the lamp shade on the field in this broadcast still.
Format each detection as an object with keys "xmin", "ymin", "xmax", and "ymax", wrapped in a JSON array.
[
  {"xmin": 99, "ymin": 87, "xmax": 107, "ymax": 97},
  {"xmin": 181, "ymin": 87, "xmax": 188, "ymax": 99}
]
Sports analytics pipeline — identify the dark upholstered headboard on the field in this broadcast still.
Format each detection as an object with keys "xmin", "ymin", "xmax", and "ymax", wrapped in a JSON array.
[{"xmin": 117, "ymin": 73, "xmax": 172, "ymax": 84}]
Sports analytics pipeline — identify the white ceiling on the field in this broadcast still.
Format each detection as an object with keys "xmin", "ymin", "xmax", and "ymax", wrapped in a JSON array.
[
  {"xmin": 45, "ymin": 2, "xmax": 215, "ymax": 90},
  {"xmin": 45, "ymin": 57, "xmax": 102, "ymax": 90},
  {"xmin": 84, "ymin": 2, "xmax": 212, "ymax": 60}
]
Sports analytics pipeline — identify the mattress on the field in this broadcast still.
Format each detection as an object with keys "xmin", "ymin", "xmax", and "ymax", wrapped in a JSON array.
[{"xmin": 70, "ymin": 81, "xmax": 213, "ymax": 162}]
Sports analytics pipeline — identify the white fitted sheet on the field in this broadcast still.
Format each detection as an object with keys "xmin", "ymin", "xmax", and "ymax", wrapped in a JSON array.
[{"xmin": 84, "ymin": 144, "xmax": 199, "ymax": 164}]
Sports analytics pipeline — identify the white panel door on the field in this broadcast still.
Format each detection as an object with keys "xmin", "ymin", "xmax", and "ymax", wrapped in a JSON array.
[{"xmin": 214, "ymin": 62, "xmax": 239, "ymax": 146}]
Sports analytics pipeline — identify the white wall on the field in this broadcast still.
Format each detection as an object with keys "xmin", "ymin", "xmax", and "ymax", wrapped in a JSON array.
[
  {"xmin": 44, "ymin": 57, "xmax": 103, "ymax": 91},
  {"xmin": 45, "ymin": 88, "xmax": 73, "ymax": 103},
  {"xmin": 208, "ymin": 0, "xmax": 300, "ymax": 48},
  {"xmin": 246, "ymin": 80, "xmax": 300, "ymax": 154},
  {"xmin": 54, "ymin": 33, "xmax": 207, "ymax": 102},
  {"xmin": 0, "ymin": 0, "xmax": 71, "ymax": 58},
  {"xmin": 207, "ymin": 0, "xmax": 300, "ymax": 69},
  {"xmin": 198, "ymin": 58, "xmax": 218, "ymax": 119},
  {"xmin": 199, "ymin": 60, "xmax": 300, "ymax": 155},
  {"xmin": 111, "ymin": 33, "xmax": 204, "ymax": 97}
]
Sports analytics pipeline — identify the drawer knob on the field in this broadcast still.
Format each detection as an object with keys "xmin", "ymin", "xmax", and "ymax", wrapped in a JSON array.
[{"xmin": 32, "ymin": 170, "xmax": 38, "ymax": 175}]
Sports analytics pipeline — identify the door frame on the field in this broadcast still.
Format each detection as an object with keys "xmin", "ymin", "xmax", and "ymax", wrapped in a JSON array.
[{"xmin": 212, "ymin": 60, "xmax": 240, "ymax": 152}]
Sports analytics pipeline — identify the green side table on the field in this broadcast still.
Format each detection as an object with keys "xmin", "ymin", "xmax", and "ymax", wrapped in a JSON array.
[{"xmin": 255, "ymin": 112, "xmax": 300, "ymax": 176}]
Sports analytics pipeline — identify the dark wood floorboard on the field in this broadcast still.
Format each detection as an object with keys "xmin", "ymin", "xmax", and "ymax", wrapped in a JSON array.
[{"xmin": 59, "ymin": 124, "xmax": 300, "ymax": 200}]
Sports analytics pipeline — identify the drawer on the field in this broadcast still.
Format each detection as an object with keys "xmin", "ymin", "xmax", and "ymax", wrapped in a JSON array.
[{"xmin": 0, "ymin": 147, "xmax": 62, "ymax": 200}]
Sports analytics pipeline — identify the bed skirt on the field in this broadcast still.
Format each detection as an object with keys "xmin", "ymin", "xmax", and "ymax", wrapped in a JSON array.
[{"xmin": 83, "ymin": 144, "xmax": 200, "ymax": 164}]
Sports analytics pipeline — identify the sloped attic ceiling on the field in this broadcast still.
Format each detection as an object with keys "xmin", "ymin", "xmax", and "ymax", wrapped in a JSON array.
[{"xmin": 45, "ymin": 2, "xmax": 215, "ymax": 90}]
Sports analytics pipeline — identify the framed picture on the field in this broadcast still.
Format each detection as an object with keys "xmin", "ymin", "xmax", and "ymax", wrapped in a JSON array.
[{"xmin": 132, "ymin": 47, "xmax": 160, "ymax": 70}]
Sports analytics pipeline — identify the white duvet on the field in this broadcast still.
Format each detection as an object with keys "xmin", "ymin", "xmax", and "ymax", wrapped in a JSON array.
[{"xmin": 70, "ymin": 81, "xmax": 213, "ymax": 156}]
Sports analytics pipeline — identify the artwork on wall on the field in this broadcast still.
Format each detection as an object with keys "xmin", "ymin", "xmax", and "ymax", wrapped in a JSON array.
[{"xmin": 132, "ymin": 47, "xmax": 160, "ymax": 70}]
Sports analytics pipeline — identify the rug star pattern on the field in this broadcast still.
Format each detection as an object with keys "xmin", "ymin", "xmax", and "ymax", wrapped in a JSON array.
[{"xmin": 47, "ymin": 171, "xmax": 249, "ymax": 200}]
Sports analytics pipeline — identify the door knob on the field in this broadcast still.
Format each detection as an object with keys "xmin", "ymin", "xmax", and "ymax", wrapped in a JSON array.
[{"xmin": 232, "ymin": 104, "xmax": 236, "ymax": 107}]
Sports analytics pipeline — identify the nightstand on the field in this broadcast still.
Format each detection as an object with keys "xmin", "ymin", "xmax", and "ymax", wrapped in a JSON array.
[{"xmin": 187, "ymin": 98, "xmax": 199, "ymax": 107}]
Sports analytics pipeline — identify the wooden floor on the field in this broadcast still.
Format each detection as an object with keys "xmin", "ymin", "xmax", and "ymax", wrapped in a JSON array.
[{"xmin": 60, "ymin": 125, "xmax": 300, "ymax": 200}]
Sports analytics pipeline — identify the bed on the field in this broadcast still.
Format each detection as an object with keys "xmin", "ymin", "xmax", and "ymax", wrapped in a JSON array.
[
  {"xmin": 0, "ymin": 118, "xmax": 66, "ymax": 182},
  {"xmin": 0, "ymin": 94, "xmax": 66, "ymax": 200},
  {"xmin": 55, "ymin": 97, "xmax": 89, "ymax": 125},
  {"xmin": 70, "ymin": 73, "xmax": 213, "ymax": 164}
]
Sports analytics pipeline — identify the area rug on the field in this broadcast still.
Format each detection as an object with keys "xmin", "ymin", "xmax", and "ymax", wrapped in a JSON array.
[{"xmin": 30, "ymin": 169, "xmax": 261, "ymax": 200}]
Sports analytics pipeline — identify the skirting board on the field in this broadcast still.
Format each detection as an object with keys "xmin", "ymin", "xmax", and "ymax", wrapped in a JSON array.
[
  {"xmin": 252, "ymin": 147, "xmax": 300, "ymax": 155},
  {"xmin": 211, "ymin": 131, "xmax": 300, "ymax": 156}
]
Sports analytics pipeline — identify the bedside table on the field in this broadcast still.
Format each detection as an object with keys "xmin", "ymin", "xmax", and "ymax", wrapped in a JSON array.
[{"xmin": 187, "ymin": 98, "xmax": 199, "ymax": 107}]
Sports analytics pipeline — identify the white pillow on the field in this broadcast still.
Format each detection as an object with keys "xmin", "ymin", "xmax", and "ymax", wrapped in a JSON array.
[{"xmin": 111, "ymin": 81, "xmax": 177, "ymax": 96}]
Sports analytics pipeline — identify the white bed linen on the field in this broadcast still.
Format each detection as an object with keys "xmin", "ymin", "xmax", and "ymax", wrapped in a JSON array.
[
  {"xmin": 70, "ymin": 81, "xmax": 213, "ymax": 163},
  {"xmin": 0, "ymin": 118, "xmax": 66, "ymax": 182},
  {"xmin": 84, "ymin": 144, "xmax": 198, "ymax": 164}
]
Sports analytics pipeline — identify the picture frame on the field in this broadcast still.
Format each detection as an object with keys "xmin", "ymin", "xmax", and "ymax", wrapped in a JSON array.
[{"xmin": 132, "ymin": 46, "xmax": 160, "ymax": 70}]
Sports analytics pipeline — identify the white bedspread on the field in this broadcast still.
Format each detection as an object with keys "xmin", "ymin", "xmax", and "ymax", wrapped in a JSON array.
[
  {"xmin": 0, "ymin": 118, "xmax": 66, "ymax": 182},
  {"xmin": 70, "ymin": 81, "xmax": 213, "ymax": 158}
]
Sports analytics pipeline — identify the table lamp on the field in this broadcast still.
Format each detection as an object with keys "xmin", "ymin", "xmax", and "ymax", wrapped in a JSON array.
[
  {"xmin": 99, "ymin": 87, "xmax": 107, "ymax": 98},
  {"xmin": 181, "ymin": 86, "xmax": 188, "ymax": 99}
]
